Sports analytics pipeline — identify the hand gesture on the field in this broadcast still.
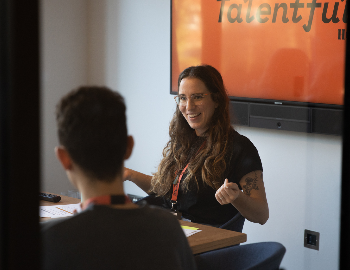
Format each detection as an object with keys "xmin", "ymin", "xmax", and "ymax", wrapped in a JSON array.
[{"xmin": 215, "ymin": 179, "xmax": 241, "ymax": 205}]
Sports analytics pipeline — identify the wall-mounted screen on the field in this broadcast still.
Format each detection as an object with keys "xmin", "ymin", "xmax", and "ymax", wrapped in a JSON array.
[{"xmin": 171, "ymin": 0, "xmax": 346, "ymax": 106}]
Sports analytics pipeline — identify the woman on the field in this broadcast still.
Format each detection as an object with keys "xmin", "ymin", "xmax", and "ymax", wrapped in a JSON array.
[{"xmin": 124, "ymin": 65, "xmax": 269, "ymax": 226}]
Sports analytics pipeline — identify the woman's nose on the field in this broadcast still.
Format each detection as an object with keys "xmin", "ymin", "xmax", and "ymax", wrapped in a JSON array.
[{"xmin": 186, "ymin": 98, "xmax": 196, "ymax": 110}]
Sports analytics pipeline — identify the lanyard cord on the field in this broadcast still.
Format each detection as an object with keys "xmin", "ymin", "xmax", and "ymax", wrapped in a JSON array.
[{"xmin": 171, "ymin": 140, "xmax": 206, "ymax": 209}]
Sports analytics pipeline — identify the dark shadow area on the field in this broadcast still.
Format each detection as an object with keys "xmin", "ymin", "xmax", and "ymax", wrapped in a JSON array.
[
  {"xmin": 339, "ymin": 7, "xmax": 350, "ymax": 269},
  {"xmin": 0, "ymin": 1, "xmax": 40, "ymax": 269}
]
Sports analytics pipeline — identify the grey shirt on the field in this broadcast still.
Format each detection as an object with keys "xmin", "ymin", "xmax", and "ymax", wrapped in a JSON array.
[{"xmin": 41, "ymin": 203, "xmax": 196, "ymax": 270}]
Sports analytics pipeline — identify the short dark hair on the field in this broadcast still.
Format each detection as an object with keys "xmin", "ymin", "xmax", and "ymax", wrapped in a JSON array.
[{"xmin": 56, "ymin": 86, "xmax": 127, "ymax": 182}]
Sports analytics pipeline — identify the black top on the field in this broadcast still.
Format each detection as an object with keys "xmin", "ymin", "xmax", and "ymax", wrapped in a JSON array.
[
  {"xmin": 158, "ymin": 129, "xmax": 263, "ymax": 226},
  {"xmin": 41, "ymin": 204, "xmax": 196, "ymax": 270}
]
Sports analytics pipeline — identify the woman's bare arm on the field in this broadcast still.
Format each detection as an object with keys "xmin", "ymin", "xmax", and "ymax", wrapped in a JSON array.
[
  {"xmin": 215, "ymin": 170, "xmax": 269, "ymax": 225},
  {"xmin": 123, "ymin": 167, "xmax": 153, "ymax": 194}
]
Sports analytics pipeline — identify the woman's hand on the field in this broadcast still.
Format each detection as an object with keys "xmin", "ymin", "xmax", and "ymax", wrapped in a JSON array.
[
  {"xmin": 215, "ymin": 171, "xmax": 269, "ymax": 225},
  {"xmin": 122, "ymin": 167, "xmax": 152, "ymax": 193},
  {"xmin": 123, "ymin": 167, "xmax": 132, "ymax": 181},
  {"xmin": 215, "ymin": 179, "xmax": 241, "ymax": 205}
]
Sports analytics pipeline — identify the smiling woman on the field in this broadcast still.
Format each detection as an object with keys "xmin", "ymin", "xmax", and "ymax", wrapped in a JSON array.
[
  {"xmin": 124, "ymin": 64, "xmax": 269, "ymax": 227},
  {"xmin": 177, "ymin": 78, "xmax": 218, "ymax": 136}
]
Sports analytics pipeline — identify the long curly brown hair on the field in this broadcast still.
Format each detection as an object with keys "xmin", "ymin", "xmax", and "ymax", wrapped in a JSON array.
[{"xmin": 150, "ymin": 65, "xmax": 233, "ymax": 197}]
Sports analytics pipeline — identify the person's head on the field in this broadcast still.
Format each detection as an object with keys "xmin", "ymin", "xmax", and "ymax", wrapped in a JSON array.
[
  {"xmin": 151, "ymin": 65, "xmax": 233, "ymax": 196},
  {"xmin": 175, "ymin": 64, "xmax": 231, "ymax": 136},
  {"xmin": 55, "ymin": 86, "xmax": 133, "ymax": 182}
]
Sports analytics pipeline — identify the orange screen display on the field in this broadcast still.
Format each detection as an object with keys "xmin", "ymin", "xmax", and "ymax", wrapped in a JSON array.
[{"xmin": 171, "ymin": 0, "xmax": 346, "ymax": 105}]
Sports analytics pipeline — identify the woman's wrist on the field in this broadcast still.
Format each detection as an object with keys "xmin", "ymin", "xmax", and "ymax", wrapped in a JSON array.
[{"xmin": 123, "ymin": 167, "xmax": 133, "ymax": 182}]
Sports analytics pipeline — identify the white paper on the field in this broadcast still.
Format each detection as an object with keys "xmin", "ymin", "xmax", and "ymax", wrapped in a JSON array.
[
  {"xmin": 40, "ymin": 203, "xmax": 81, "ymax": 218},
  {"xmin": 182, "ymin": 227, "xmax": 202, "ymax": 237}
]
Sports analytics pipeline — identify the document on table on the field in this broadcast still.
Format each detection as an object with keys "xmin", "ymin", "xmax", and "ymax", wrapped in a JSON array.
[
  {"xmin": 40, "ymin": 203, "xmax": 81, "ymax": 218},
  {"xmin": 181, "ymin": 226, "xmax": 201, "ymax": 237}
]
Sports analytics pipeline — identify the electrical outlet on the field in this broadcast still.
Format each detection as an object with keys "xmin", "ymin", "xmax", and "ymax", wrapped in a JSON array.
[{"xmin": 304, "ymin": 229, "xmax": 320, "ymax": 250}]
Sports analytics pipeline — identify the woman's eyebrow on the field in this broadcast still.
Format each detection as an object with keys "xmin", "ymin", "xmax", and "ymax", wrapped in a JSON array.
[{"xmin": 180, "ymin": 93, "xmax": 204, "ymax": 95}]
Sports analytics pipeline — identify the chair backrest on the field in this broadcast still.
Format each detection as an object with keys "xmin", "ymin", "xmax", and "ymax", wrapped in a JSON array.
[
  {"xmin": 219, "ymin": 212, "xmax": 245, "ymax": 233},
  {"xmin": 195, "ymin": 241, "xmax": 286, "ymax": 270}
]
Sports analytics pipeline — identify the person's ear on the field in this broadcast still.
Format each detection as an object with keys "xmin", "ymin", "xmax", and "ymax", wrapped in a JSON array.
[
  {"xmin": 124, "ymin": 135, "xmax": 134, "ymax": 160},
  {"xmin": 55, "ymin": 146, "xmax": 73, "ymax": 170}
]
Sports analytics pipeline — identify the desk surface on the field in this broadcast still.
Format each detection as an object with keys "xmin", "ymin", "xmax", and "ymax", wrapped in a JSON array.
[
  {"xmin": 40, "ymin": 193, "xmax": 247, "ymax": 254},
  {"xmin": 179, "ymin": 220, "xmax": 247, "ymax": 254}
]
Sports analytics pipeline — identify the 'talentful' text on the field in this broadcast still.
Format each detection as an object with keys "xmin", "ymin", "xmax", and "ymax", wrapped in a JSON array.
[{"xmin": 218, "ymin": 0, "xmax": 347, "ymax": 33}]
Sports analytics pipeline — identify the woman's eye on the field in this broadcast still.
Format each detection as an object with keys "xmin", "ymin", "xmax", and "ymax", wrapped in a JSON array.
[
  {"xmin": 193, "ymin": 95, "xmax": 203, "ymax": 100},
  {"xmin": 179, "ymin": 96, "xmax": 187, "ymax": 101}
]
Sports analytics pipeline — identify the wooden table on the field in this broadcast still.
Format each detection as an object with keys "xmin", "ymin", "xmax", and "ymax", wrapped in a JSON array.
[
  {"xmin": 179, "ymin": 219, "xmax": 247, "ymax": 254},
  {"xmin": 40, "ymin": 193, "xmax": 247, "ymax": 254}
]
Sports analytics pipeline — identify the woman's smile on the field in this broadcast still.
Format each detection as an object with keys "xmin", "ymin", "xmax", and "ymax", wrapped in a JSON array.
[
  {"xmin": 179, "ymin": 78, "xmax": 218, "ymax": 136},
  {"xmin": 188, "ymin": 113, "xmax": 201, "ymax": 119}
]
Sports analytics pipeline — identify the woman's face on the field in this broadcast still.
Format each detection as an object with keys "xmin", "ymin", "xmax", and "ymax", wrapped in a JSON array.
[{"xmin": 178, "ymin": 77, "xmax": 218, "ymax": 136}]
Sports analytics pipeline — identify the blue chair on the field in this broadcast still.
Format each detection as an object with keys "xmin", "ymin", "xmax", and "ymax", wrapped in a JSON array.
[
  {"xmin": 194, "ymin": 241, "xmax": 286, "ymax": 270},
  {"xmin": 219, "ymin": 212, "xmax": 245, "ymax": 233}
]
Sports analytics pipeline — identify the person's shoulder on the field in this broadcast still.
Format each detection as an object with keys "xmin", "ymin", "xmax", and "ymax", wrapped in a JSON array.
[
  {"xmin": 139, "ymin": 206, "xmax": 196, "ymax": 270},
  {"xmin": 138, "ymin": 204, "xmax": 186, "ymax": 230},
  {"xmin": 41, "ymin": 217, "xmax": 67, "ymax": 232},
  {"xmin": 41, "ymin": 208, "xmax": 95, "ymax": 233},
  {"xmin": 230, "ymin": 129, "xmax": 256, "ymax": 149},
  {"xmin": 142, "ymin": 204, "xmax": 179, "ymax": 223},
  {"xmin": 41, "ymin": 214, "xmax": 79, "ymax": 233}
]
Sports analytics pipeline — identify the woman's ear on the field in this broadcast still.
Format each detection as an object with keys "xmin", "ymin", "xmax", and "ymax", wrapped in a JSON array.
[
  {"xmin": 124, "ymin": 135, "xmax": 134, "ymax": 160},
  {"xmin": 55, "ymin": 146, "xmax": 73, "ymax": 170}
]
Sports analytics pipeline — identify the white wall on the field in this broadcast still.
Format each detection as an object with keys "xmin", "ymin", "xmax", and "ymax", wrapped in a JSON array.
[
  {"xmin": 86, "ymin": 0, "xmax": 174, "ymax": 197},
  {"xmin": 40, "ymin": 0, "xmax": 89, "ymax": 193},
  {"xmin": 236, "ymin": 126, "xmax": 341, "ymax": 270},
  {"xmin": 41, "ymin": 1, "xmax": 342, "ymax": 269}
]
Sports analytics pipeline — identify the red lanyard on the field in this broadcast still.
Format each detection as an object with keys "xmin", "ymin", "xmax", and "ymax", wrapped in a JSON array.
[
  {"xmin": 171, "ymin": 141, "xmax": 206, "ymax": 209},
  {"xmin": 171, "ymin": 164, "xmax": 189, "ymax": 204},
  {"xmin": 82, "ymin": 195, "xmax": 132, "ymax": 210}
]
